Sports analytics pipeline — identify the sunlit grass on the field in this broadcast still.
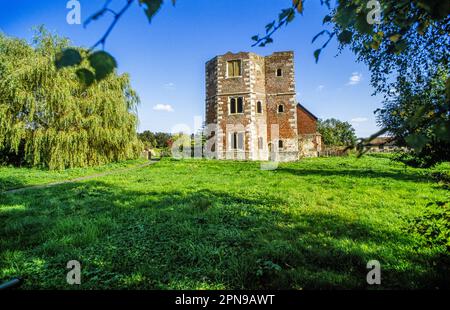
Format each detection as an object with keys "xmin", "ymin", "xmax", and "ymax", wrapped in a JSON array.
[{"xmin": 0, "ymin": 155, "xmax": 448, "ymax": 289}]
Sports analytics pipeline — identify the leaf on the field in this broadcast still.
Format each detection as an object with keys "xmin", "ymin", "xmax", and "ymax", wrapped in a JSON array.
[
  {"xmin": 139, "ymin": 0, "xmax": 163, "ymax": 23},
  {"xmin": 88, "ymin": 51, "xmax": 117, "ymax": 81},
  {"xmin": 265, "ymin": 21, "xmax": 275, "ymax": 34},
  {"xmin": 286, "ymin": 9, "xmax": 296, "ymax": 23},
  {"xmin": 314, "ymin": 49, "xmax": 321, "ymax": 63},
  {"xmin": 279, "ymin": 8, "xmax": 294, "ymax": 22},
  {"xmin": 293, "ymin": 0, "xmax": 303, "ymax": 14},
  {"xmin": 389, "ymin": 34, "xmax": 402, "ymax": 42},
  {"xmin": 355, "ymin": 12, "xmax": 373, "ymax": 34},
  {"xmin": 55, "ymin": 48, "xmax": 82, "ymax": 69},
  {"xmin": 337, "ymin": 30, "xmax": 352, "ymax": 44},
  {"xmin": 312, "ymin": 30, "xmax": 326, "ymax": 43},
  {"xmin": 76, "ymin": 68, "xmax": 95, "ymax": 87},
  {"xmin": 323, "ymin": 15, "xmax": 332, "ymax": 24},
  {"xmin": 370, "ymin": 32, "xmax": 384, "ymax": 50},
  {"xmin": 334, "ymin": 4, "xmax": 357, "ymax": 28},
  {"xmin": 251, "ymin": 35, "xmax": 259, "ymax": 41}
]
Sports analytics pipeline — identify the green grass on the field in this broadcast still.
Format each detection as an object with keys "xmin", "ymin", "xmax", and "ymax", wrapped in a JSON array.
[
  {"xmin": 0, "ymin": 159, "xmax": 147, "ymax": 192},
  {"xmin": 0, "ymin": 156, "xmax": 449, "ymax": 289}
]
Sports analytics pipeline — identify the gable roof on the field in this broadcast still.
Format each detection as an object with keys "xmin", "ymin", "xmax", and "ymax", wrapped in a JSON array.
[{"xmin": 297, "ymin": 103, "xmax": 318, "ymax": 120}]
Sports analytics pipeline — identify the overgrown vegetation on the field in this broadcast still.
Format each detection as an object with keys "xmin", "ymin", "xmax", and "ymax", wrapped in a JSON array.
[
  {"xmin": 1, "ymin": 156, "xmax": 448, "ymax": 289},
  {"xmin": 0, "ymin": 28, "xmax": 142, "ymax": 170}
]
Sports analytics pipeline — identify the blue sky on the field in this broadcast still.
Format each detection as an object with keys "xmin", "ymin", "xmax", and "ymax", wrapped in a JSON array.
[{"xmin": 0, "ymin": 0, "xmax": 383, "ymax": 137}]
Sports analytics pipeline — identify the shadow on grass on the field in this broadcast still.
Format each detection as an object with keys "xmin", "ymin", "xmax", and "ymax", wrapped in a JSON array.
[
  {"xmin": 0, "ymin": 180, "xmax": 448, "ymax": 289},
  {"xmin": 0, "ymin": 175, "xmax": 26, "ymax": 192},
  {"xmin": 276, "ymin": 167, "xmax": 433, "ymax": 183}
]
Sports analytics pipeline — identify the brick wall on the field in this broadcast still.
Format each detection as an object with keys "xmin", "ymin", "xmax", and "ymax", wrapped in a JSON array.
[{"xmin": 297, "ymin": 104, "xmax": 317, "ymax": 134}]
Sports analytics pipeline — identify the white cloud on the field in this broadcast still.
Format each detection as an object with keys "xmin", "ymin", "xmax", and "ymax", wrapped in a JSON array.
[
  {"xmin": 347, "ymin": 72, "xmax": 362, "ymax": 86},
  {"xmin": 316, "ymin": 85, "xmax": 325, "ymax": 91},
  {"xmin": 163, "ymin": 82, "xmax": 176, "ymax": 90},
  {"xmin": 351, "ymin": 117, "xmax": 368, "ymax": 123},
  {"xmin": 153, "ymin": 104, "xmax": 174, "ymax": 112}
]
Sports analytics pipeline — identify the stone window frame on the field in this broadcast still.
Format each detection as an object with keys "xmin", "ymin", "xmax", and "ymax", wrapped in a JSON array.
[
  {"xmin": 229, "ymin": 132, "xmax": 245, "ymax": 151},
  {"xmin": 277, "ymin": 103, "xmax": 284, "ymax": 113},
  {"xmin": 278, "ymin": 139, "xmax": 284, "ymax": 149},
  {"xmin": 229, "ymin": 97, "xmax": 244, "ymax": 115},
  {"xmin": 256, "ymin": 101, "xmax": 263, "ymax": 114},
  {"xmin": 276, "ymin": 68, "xmax": 283, "ymax": 77},
  {"xmin": 226, "ymin": 59, "xmax": 243, "ymax": 79}
]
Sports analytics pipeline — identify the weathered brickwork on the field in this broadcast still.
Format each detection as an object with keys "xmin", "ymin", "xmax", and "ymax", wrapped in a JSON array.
[{"xmin": 205, "ymin": 51, "xmax": 322, "ymax": 161}]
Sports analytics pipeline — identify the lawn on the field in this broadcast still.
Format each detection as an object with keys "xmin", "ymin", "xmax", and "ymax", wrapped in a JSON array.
[
  {"xmin": 0, "ymin": 156, "xmax": 449, "ymax": 289},
  {"xmin": 0, "ymin": 159, "xmax": 148, "ymax": 192}
]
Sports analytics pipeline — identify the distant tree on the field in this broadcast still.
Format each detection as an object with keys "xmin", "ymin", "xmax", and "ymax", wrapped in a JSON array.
[
  {"xmin": 137, "ymin": 131, "xmax": 172, "ymax": 149},
  {"xmin": 318, "ymin": 119, "xmax": 357, "ymax": 147},
  {"xmin": 153, "ymin": 132, "xmax": 172, "ymax": 148},
  {"xmin": 138, "ymin": 130, "xmax": 156, "ymax": 149},
  {"xmin": 0, "ymin": 28, "xmax": 142, "ymax": 169}
]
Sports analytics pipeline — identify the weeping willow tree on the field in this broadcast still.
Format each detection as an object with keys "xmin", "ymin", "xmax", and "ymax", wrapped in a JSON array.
[{"xmin": 0, "ymin": 28, "xmax": 142, "ymax": 170}]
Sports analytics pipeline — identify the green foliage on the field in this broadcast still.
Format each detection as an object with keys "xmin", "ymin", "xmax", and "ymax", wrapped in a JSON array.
[
  {"xmin": 0, "ymin": 29, "xmax": 142, "ymax": 170},
  {"xmin": 329, "ymin": 1, "xmax": 449, "ymax": 166},
  {"xmin": 138, "ymin": 131, "xmax": 172, "ymax": 149},
  {"xmin": 317, "ymin": 118, "xmax": 357, "ymax": 147},
  {"xmin": 377, "ymin": 68, "xmax": 450, "ymax": 167},
  {"xmin": 0, "ymin": 157, "xmax": 449, "ymax": 289},
  {"xmin": 254, "ymin": 0, "xmax": 449, "ymax": 167},
  {"xmin": 55, "ymin": 48, "xmax": 82, "ymax": 69},
  {"xmin": 56, "ymin": 49, "xmax": 117, "ymax": 86},
  {"xmin": 88, "ymin": 51, "xmax": 117, "ymax": 80},
  {"xmin": 139, "ymin": 0, "xmax": 163, "ymax": 23},
  {"xmin": 407, "ymin": 201, "xmax": 450, "ymax": 251}
]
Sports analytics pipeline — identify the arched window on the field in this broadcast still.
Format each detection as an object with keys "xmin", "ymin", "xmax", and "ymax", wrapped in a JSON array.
[
  {"xmin": 237, "ymin": 97, "xmax": 243, "ymax": 113},
  {"xmin": 230, "ymin": 97, "xmax": 244, "ymax": 114},
  {"xmin": 230, "ymin": 98, "xmax": 236, "ymax": 114},
  {"xmin": 276, "ymin": 68, "xmax": 283, "ymax": 77},
  {"xmin": 278, "ymin": 140, "xmax": 283, "ymax": 149},
  {"xmin": 257, "ymin": 101, "xmax": 262, "ymax": 114},
  {"xmin": 278, "ymin": 104, "xmax": 284, "ymax": 113}
]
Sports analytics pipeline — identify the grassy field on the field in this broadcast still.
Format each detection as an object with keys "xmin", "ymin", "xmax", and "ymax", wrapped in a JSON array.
[
  {"xmin": 0, "ymin": 156, "xmax": 449, "ymax": 289},
  {"xmin": 0, "ymin": 159, "xmax": 148, "ymax": 192}
]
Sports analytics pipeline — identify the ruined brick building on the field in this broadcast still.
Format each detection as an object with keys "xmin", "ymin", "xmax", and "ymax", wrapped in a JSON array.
[{"xmin": 205, "ymin": 51, "xmax": 322, "ymax": 161}]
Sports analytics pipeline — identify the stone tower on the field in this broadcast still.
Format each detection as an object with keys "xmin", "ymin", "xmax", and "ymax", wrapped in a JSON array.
[{"xmin": 205, "ymin": 51, "xmax": 320, "ymax": 161}]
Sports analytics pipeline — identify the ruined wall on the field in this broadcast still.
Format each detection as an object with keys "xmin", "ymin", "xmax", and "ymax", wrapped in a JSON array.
[
  {"xmin": 265, "ymin": 51, "xmax": 298, "ymax": 161},
  {"xmin": 205, "ymin": 51, "xmax": 323, "ymax": 162}
]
